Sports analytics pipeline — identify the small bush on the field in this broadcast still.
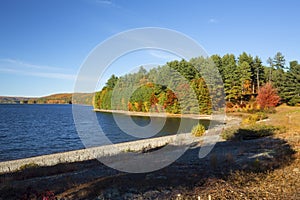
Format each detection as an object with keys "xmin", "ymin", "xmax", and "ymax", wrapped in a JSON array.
[
  {"xmin": 242, "ymin": 115, "xmax": 258, "ymax": 125},
  {"xmin": 19, "ymin": 162, "xmax": 39, "ymax": 171},
  {"xmin": 242, "ymin": 112, "xmax": 268, "ymax": 125},
  {"xmin": 256, "ymin": 112, "xmax": 268, "ymax": 120},
  {"xmin": 124, "ymin": 147, "xmax": 135, "ymax": 153},
  {"xmin": 191, "ymin": 123, "xmax": 206, "ymax": 137},
  {"xmin": 221, "ymin": 127, "xmax": 239, "ymax": 140},
  {"xmin": 256, "ymin": 83, "xmax": 280, "ymax": 109}
]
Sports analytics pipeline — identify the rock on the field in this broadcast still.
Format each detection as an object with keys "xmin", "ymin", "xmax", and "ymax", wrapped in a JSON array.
[
  {"xmin": 103, "ymin": 188, "xmax": 120, "ymax": 199},
  {"xmin": 123, "ymin": 192, "xmax": 138, "ymax": 199},
  {"xmin": 96, "ymin": 193, "xmax": 105, "ymax": 200},
  {"xmin": 292, "ymin": 168, "xmax": 299, "ymax": 173},
  {"xmin": 145, "ymin": 173, "xmax": 154, "ymax": 180},
  {"xmin": 145, "ymin": 174, "xmax": 167, "ymax": 180},
  {"xmin": 143, "ymin": 190, "xmax": 160, "ymax": 198},
  {"xmin": 156, "ymin": 175, "xmax": 167, "ymax": 180}
]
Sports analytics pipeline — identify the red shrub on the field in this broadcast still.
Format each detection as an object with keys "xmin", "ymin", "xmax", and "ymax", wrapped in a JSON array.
[{"xmin": 256, "ymin": 83, "xmax": 280, "ymax": 109}]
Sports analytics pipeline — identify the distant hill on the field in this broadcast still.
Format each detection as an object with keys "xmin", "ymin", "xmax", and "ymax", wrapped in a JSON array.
[
  {"xmin": 0, "ymin": 96, "xmax": 32, "ymax": 104},
  {"xmin": 0, "ymin": 93, "xmax": 94, "ymax": 105}
]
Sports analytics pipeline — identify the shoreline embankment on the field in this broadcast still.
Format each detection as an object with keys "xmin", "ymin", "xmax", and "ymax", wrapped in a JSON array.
[
  {"xmin": 0, "ymin": 110, "xmax": 238, "ymax": 174},
  {"xmin": 0, "ymin": 134, "xmax": 197, "ymax": 174}
]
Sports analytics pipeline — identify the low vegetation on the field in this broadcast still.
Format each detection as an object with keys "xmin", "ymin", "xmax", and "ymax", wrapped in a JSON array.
[
  {"xmin": 221, "ymin": 124, "xmax": 285, "ymax": 141},
  {"xmin": 191, "ymin": 123, "xmax": 206, "ymax": 137},
  {"xmin": 241, "ymin": 112, "xmax": 268, "ymax": 125},
  {"xmin": 19, "ymin": 162, "xmax": 39, "ymax": 171}
]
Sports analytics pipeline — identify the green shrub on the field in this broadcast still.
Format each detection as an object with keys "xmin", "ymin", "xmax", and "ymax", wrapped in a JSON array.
[
  {"xmin": 19, "ymin": 162, "xmax": 39, "ymax": 171},
  {"xmin": 221, "ymin": 127, "xmax": 239, "ymax": 140},
  {"xmin": 191, "ymin": 123, "xmax": 206, "ymax": 137},
  {"xmin": 242, "ymin": 115, "xmax": 257, "ymax": 125},
  {"xmin": 242, "ymin": 112, "xmax": 268, "ymax": 125},
  {"xmin": 256, "ymin": 112, "xmax": 268, "ymax": 120}
]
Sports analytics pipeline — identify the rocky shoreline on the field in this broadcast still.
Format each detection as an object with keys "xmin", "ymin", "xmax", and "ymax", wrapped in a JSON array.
[
  {"xmin": 0, "ymin": 134, "xmax": 197, "ymax": 174},
  {"xmin": 0, "ymin": 112, "xmax": 240, "ymax": 174}
]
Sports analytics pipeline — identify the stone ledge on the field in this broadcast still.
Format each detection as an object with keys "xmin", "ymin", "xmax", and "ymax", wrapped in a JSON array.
[{"xmin": 0, "ymin": 134, "xmax": 196, "ymax": 174}]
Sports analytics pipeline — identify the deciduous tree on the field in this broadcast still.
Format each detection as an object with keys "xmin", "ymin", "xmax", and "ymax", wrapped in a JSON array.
[{"xmin": 256, "ymin": 83, "xmax": 280, "ymax": 109}]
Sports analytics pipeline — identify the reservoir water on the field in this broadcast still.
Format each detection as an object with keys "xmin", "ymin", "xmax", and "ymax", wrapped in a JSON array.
[{"xmin": 0, "ymin": 104, "xmax": 209, "ymax": 161}]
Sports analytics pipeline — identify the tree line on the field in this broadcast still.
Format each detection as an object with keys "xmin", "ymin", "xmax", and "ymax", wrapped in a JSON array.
[{"xmin": 94, "ymin": 52, "xmax": 300, "ymax": 114}]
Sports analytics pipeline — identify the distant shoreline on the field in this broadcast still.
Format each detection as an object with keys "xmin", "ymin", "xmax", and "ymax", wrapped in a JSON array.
[
  {"xmin": 94, "ymin": 109, "xmax": 212, "ymax": 120},
  {"xmin": 0, "ymin": 93, "xmax": 93, "ymax": 105}
]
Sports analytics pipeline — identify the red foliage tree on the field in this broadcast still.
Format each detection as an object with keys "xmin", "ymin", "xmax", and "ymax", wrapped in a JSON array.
[
  {"xmin": 164, "ymin": 89, "xmax": 177, "ymax": 108},
  {"xmin": 256, "ymin": 83, "xmax": 280, "ymax": 109},
  {"xmin": 150, "ymin": 93, "xmax": 158, "ymax": 106},
  {"xmin": 127, "ymin": 102, "xmax": 133, "ymax": 111},
  {"xmin": 150, "ymin": 93, "xmax": 159, "ymax": 112}
]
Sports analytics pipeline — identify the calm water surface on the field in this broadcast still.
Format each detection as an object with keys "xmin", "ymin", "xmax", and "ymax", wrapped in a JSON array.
[{"xmin": 0, "ymin": 104, "xmax": 208, "ymax": 161}]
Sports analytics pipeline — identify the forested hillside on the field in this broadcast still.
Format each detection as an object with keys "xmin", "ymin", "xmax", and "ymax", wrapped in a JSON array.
[
  {"xmin": 94, "ymin": 52, "xmax": 300, "ymax": 114},
  {"xmin": 0, "ymin": 93, "xmax": 93, "ymax": 105}
]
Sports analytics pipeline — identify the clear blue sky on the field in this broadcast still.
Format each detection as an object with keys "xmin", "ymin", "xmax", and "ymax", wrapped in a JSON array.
[{"xmin": 0, "ymin": 0, "xmax": 299, "ymax": 97}]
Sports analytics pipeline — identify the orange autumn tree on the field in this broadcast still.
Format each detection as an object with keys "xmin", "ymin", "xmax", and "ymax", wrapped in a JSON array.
[{"xmin": 256, "ymin": 83, "xmax": 280, "ymax": 110}]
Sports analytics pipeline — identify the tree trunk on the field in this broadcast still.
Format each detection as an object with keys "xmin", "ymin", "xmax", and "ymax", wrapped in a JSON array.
[
  {"xmin": 269, "ymin": 68, "xmax": 272, "ymax": 82},
  {"xmin": 257, "ymin": 68, "xmax": 260, "ymax": 92}
]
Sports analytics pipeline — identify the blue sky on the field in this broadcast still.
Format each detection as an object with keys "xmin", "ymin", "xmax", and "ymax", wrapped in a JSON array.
[{"xmin": 0, "ymin": 0, "xmax": 299, "ymax": 97}]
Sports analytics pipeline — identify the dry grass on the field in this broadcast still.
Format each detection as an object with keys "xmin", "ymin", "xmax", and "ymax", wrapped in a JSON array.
[
  {"xmin": 183, "ymin": 104, "xmax": 300, "ymax": 199},
  {"xmin": 267, "ymin": 104, "xmax": 300, "ymax": 153},
  {"xmin": 187, "ymin": 152, "xmax": 299, "ymax": 200}
]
